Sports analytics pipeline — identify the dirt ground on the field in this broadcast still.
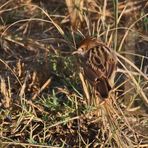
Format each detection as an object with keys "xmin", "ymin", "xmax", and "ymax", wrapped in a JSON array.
[{"xmin": 0, "ymin": 0, "xmax": 148, "ymax": 147}]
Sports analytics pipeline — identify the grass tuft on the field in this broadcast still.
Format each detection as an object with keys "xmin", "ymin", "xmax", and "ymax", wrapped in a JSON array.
[{"xmin": 0, "ymin": 0, "xmax": 148, "ymax": 147}]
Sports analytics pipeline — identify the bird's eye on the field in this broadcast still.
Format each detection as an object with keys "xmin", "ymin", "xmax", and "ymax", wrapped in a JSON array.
[{"xmin": 81, "ymin": 48, "xmax": 84, "ymax": 50}]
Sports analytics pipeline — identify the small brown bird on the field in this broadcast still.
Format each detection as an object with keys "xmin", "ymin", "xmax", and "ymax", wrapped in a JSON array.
[{"xmin": 73, "ymin": 37, "xmax": 117, "ymax": 100}]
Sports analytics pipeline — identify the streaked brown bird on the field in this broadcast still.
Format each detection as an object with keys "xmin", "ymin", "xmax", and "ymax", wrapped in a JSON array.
[{"xmin": 73, "ymin": 37, "xmax": 117, "ymax": 100}]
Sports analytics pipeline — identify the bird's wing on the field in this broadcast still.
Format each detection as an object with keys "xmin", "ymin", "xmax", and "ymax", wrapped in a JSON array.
[
  {"xmin": 82, "ymin": 61, "xmax": 111, "ymax": 99},
  {"xmin": 97, "ymin": 43, "xmax": 117, "ymax": 79},
  {"xmin": 106, "ymin": 57, "xmax": 116, "ymax": 78}
]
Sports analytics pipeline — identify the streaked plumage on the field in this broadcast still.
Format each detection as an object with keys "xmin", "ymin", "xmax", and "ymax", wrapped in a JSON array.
[{"xmin": 73, "ymin": 37, "xmax": 117, "ymax": 100}]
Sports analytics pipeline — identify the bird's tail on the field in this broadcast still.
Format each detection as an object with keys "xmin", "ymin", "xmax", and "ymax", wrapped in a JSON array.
[{"xmin": 95, "ymin": 78, "xmax": 111, "ymax": 100}]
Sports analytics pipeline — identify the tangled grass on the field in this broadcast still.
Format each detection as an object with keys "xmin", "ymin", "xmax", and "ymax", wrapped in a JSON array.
[{"xmin": 0, "ymin": 0, "xmax": 148, "ymax": 147}]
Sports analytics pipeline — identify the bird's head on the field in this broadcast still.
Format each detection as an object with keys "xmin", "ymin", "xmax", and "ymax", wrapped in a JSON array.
[
  {"xmin": 72, "ymin": 37, "xmax": 99, "ymax": 56},
  {"xmin": 72, "ymin": 44, "xmax": 87, "ymax": 56}
]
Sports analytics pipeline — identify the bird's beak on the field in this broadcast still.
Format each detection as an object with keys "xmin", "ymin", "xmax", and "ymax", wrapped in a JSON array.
[
  {"xmin": 72, "ymin": 48, "xmax": 82, "ymax": 55},
  {"xmin": 72, "ymin": 51, "xmax": 79, "ymax": 55}
]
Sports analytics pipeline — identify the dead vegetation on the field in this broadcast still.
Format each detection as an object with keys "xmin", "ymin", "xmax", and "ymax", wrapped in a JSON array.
[{"xmin": 0, "ymin": 0, "xmax": 148, "ymax": 147}]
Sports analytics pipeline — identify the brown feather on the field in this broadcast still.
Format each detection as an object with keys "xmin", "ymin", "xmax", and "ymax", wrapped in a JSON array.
[{"xmin": 74, "ymin": 37, "xmax": 117, "ymax": 100}]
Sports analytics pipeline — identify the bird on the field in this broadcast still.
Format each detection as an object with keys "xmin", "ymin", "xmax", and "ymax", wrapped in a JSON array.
[{"xmin": 73, "ymin": 37, "xmax": 117, "ymax": 100}]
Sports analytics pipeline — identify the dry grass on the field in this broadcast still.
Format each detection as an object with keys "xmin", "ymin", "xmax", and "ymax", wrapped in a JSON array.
[{"xmin": 0, "ymin": 0, "xmax": 148, "ymax": 147}]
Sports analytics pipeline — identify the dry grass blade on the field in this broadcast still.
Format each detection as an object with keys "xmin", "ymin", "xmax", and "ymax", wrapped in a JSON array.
[
  {"xmin": 0, "ymin": 0, "xmax": 13, "ymax": 10},
  {"xmin": 117, "ymin": 55, "xmax": 148, "ymax": 105},
  {"xmin": 32, "ymin": 77, "xmax": 52, "ymax": 100},
  {"xmin": 0, "ymin": 77, "xmax": 11, "ymax": 108},
  {"xmin": 65, "ymin": 0, "xmax": 84, "ymax": 30},
  {"xmin": 0, "ymin": 0, "xmax": 147, "ymax": 147},
  {"xmin": 99, "ymin": 100, "xmax": 133, "ymax": 147},
  {"xmin": 19, "ymin": 71, "xmax": 29, "ymax": 98},
  {"xmin": 79, "ymin": 72, "xmax": 90, "ymax": 105},
  {"xmin": 47, "ymin": 116, "xmax": 79, "ymax": 129},
  {"xmin": 0, "ymin": 59, "xmax": 22, "ymax": 86},
  {"xmin": 118, "ymin": 13, "xmax": 148, "ymax": 51},
  {"xmin": 1, "ymin": 4, "xmax": 65, "ymax": 37},
  {"xmin": 116, "ymin": 52, "xmax": 148, "ymax": 81},
  {"xmin": 1, "ymin": 141, "xmax": 60, "ymax": 148}
]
